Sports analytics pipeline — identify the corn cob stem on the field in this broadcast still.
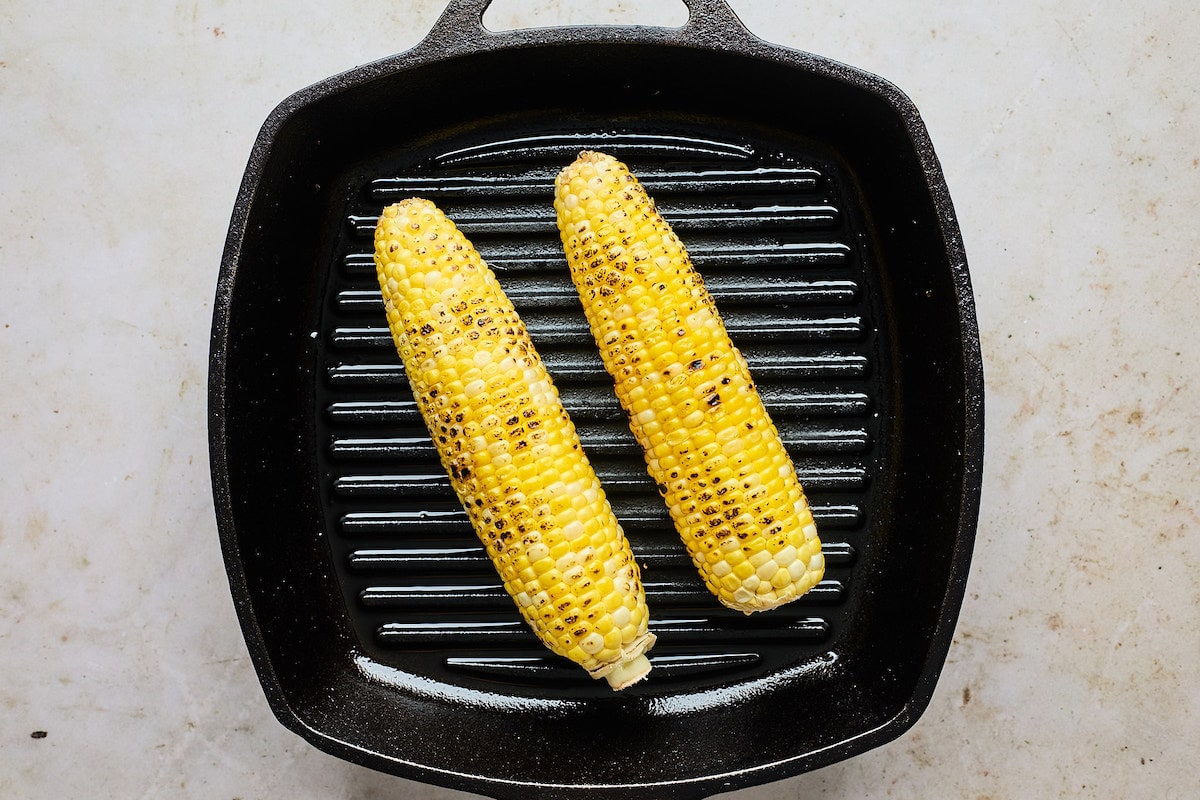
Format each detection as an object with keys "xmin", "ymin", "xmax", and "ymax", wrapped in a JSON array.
[
  {"xmin": 375, "ymin": 198, "xmax": 654, "ymax": 688},
  {"xmin": 554, "ymin": 151, "xmax": 825, "ymax": 614}
]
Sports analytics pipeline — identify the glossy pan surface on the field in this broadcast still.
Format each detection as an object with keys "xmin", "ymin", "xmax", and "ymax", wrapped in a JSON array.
[{"xmin": 209, "ymin": 2, "xmax": 983, "ymax": 797}]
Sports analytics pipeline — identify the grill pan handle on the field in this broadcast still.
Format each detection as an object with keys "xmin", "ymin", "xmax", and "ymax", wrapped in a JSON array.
[{"xmin": 418, "ymin": 0, "xmax": 756, "ymax": 54}]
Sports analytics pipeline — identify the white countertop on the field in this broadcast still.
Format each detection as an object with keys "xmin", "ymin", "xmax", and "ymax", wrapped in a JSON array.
[{"xmin": 2, "ymin": 1, "xmax": 1196, "ymax": 797}]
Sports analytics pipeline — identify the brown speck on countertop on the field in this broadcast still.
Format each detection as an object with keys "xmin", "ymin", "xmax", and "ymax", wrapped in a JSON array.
[{"xmin": 30, "ymin": 731, "xmax": 47, "ymax": 739}]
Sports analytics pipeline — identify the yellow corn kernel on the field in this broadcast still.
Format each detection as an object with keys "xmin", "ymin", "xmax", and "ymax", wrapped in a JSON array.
[
  {"xmin": 554, "ymin": 151, "xmax": 824, "ymax": 614},
  {"xmin": 374, "ymin": 198, "xmax": 654, "ymax": 688}
]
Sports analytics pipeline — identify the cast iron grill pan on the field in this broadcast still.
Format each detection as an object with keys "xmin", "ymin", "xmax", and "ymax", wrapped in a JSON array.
[{"xmin": 209, "ymin": 2, "xmax": 982, "ymax": 797}]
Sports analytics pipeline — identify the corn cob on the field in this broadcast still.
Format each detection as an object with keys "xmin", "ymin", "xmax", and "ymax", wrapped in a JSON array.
[
  {"xmin": 554, "ymin": 151, "xmax": 824, "ymax": 614},
  {"xmin": 374, "ymin": 198, "xmax": 655, "ymax": 689}
]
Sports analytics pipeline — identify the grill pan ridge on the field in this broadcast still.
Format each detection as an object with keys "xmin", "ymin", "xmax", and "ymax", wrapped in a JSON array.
[{"xmin": 209, "ymin": 1, "xmax": 983, "ymax": 797}]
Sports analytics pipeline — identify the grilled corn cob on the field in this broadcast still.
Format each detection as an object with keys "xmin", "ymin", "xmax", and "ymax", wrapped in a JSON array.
[
  {"xmin": 374, "ymin": 198, "xmax": 654, "ymax": 689},
  {"xmin": 554, "ymin": 151, "xmax": 824, "ymax": 614}
]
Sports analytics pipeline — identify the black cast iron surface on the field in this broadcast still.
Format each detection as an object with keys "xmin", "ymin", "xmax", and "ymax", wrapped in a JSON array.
[{"xmin": 208, "ymin": 2, "xmax": 983, "ymax": 798}]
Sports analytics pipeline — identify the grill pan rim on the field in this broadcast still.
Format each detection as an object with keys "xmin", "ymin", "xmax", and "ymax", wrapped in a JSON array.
[{"xmin": 209, "ymin": 2, "xmax": 983, "ymax": 797}]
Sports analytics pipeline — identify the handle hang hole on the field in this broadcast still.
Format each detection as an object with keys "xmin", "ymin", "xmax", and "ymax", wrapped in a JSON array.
[{"xmin": 482, "ymin": 0, "xmax": 689, "ymax": 32}]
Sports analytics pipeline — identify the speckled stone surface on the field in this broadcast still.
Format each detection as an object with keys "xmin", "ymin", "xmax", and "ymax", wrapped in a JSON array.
[{"xmin": 1, "ymin": 1, "xmax": 1196, "ymax": 798}]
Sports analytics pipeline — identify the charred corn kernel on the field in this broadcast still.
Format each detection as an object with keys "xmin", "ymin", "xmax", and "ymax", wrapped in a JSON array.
[
  {"xmin": 554, "ymin": 151, "xmax": 824, "ymax": 614},
  {"xmin": 374, "ymin": 198, "xmax": 654, "ymax": 688}
]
